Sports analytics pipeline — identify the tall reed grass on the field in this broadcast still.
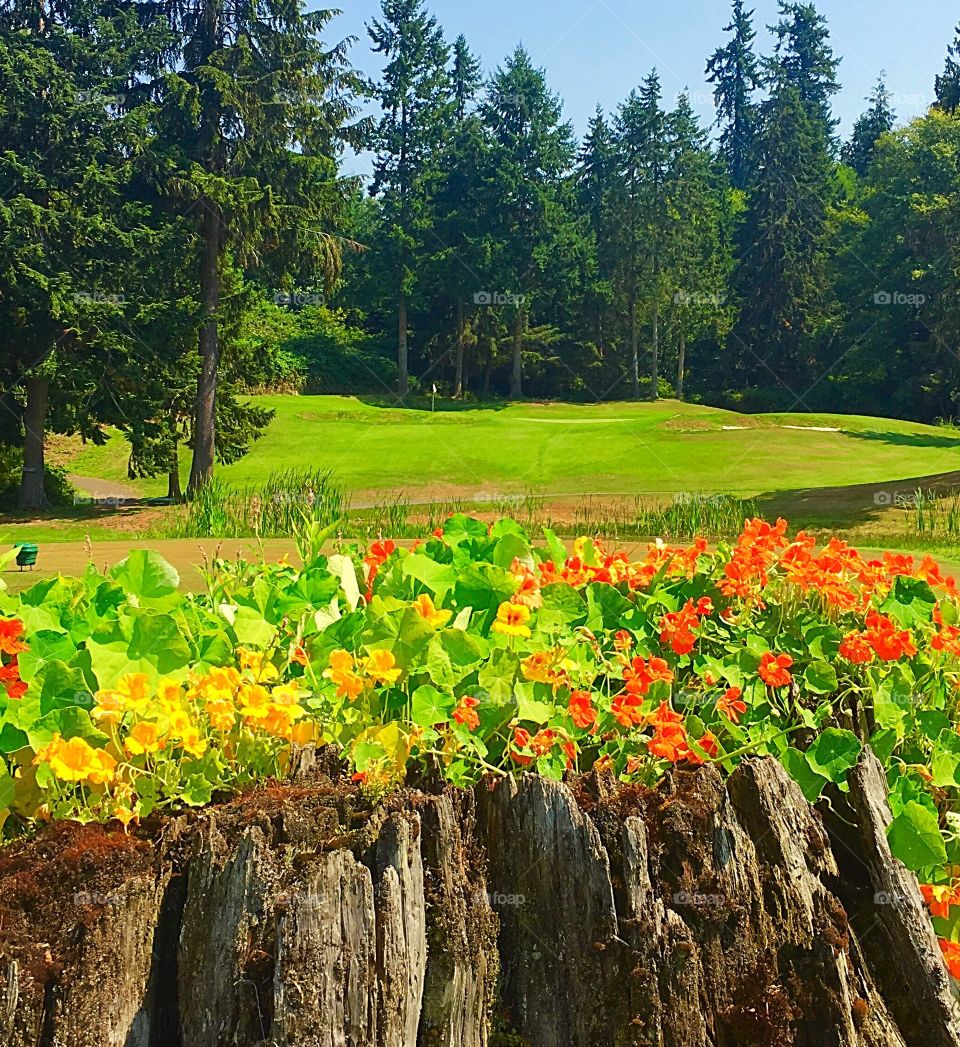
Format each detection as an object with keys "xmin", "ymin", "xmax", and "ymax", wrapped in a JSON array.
[{"xmin": 167, "ymin": 468, "xmax": 345, "ymax": 538}]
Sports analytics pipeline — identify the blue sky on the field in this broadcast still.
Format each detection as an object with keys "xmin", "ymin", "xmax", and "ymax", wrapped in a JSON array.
[{"xmin": 332, "ymin": 0, "xmax": 959, "ymax": 177}]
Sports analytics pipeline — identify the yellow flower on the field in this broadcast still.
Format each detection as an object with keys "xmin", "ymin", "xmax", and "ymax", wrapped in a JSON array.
[
  {"xmin": 271, "ymin": 683, "xmax": 302, "ymax": 707},
  {"xmin": 491, "ymin": 601, "xmax": 532, "ymax": 637},
  {"xmin": 114, "ymin": 805, "xmax": 138, "ymax": 829},
  {"xmin": 125, "ymin": 721, "xmax": 165, "ymax": 756},
  {"xmin": 238, "ymin": 648, "xmax": 279, "ymax": 682},
  {"xmin": 205, "ymin": 698, "xmax": 236, "ymax": 732},
  {"xmin": 35, "ymin": 734, "xmax": 116, "ymax": 785},
  {"xmin": 262, "ymin": 703, "xmax": 304, "ymax": 740},
  {"xmin": 86, "ymin": 748, "xmax": 118, "ymax": 786},
  {"xmin": 178, "ymin": 726, "xmax": 208, "ymax": 759},
  {"xmin": 156, "ymin": 678, "xmax": 185, "ymax": 712},
  {"xmin": 364, "ymin": 648, "xmax": 402, "ymax": 685},
  {"xmin": 187, "ymin": 666, "xmax": 240, "ymax": 704},
  {"xmin": 93, "ymin": 672, "xmax": 152, "ymax": 722},
  {"xmin": 521, "ymin": 649, "xmax": 567, "ymax": 685},
  {"xmin": 238, "ymin": 683, "xmax": 271, "ymax": 720},
  {"xmin": 323, "ymin": 650, "xmax": 365, "ymax": 701},
  {"xmin": 290, "ymin": 720, "xmax": 318, "ymax": 745},
  {"xmin": 412, "ymin": 594, "xmax": 452, "ymax": 628}
]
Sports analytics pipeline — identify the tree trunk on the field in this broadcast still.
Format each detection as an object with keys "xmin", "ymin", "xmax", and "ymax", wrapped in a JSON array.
[
  {"xmin": 677, "ymin": 334, "xmax": 686, "ymax": 402},
  {"xmin": 509, "ymin": 309, "xmax": 524, "ymax": 400},
  {"xmin": 167, "ymin": 447, "xmax": 182, "ymax": 505},
  {"xmin": 650, "ymin": 296, "xmax": 660, "ymax": 401},
  {"xmin": 453, "ymin": 299, "xmax": 465, "ymax": 399},
  {"xmin": 188, "ymin": 198, "xmax": 222, "ymax": 496},
  {"xmin": 17, "ymin": 376, "xmax": 49, "ymax": 512},
  {"xmin": 3, "ymin": 750, "xmax": 958, "ymax": 1046},
  {"xmin": 398, "ymin": 296, "xmax": 409, "ymax": 397},
  {"xmin": 629, "ymin": 295, "xmax": 639, "ymax": 400}
]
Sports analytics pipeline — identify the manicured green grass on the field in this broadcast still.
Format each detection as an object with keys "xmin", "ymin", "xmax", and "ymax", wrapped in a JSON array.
[
  {"xmin": 219, "ymin": 397, "xmax": 960, "ymax": 497},
  {"xmin": 73, "ymin": 395, "xmax": 960, "ymax": 500}
]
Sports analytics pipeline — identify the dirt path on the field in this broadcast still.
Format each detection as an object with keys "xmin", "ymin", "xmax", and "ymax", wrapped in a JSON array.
[{"xmin": 69, "ymin": 475, "xmax": 141, "ymax": 503}]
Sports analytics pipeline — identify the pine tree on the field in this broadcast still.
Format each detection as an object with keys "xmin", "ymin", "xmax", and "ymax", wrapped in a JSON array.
[
  {"xmin": 935, "ymin": 23, "xmax": 960, "ymax": 112},
  {"xmin": 368, "ymin": 0, "xmax": 452, "ymax": 396},
  {"xmin": 429, "ymin": 34, "xmax": 488, "ymax": 397},
  {"xmin": 664, "ymin": 93, "xmax": 733, "ymax": 400},
  {"xmin": 0, "ymin": 0, "xmax": 161, "ymax": 509},
  {"xmin": 767, "ymin": 1, "xmax": 840, "ymax": 142},
  {"xmin": 482, "ymin": 46, "xmax": 576, "ymax": 398},
  {"xmin": 842, "ymin": 75, "xmax": 895, "ymax": 176},
  {"xmin": 706, "ymin": 0, "xmax": 761, "ymax": 190},
  {"xmin": 139, "ymin": 0, "xmax": 360, "ymax": 492},
  {"xmin": 576, "ymin": 107, "xmax": 618, "ymax": 363},
  {"xmin": 614, "ymin": 72, "xmax": 670, "ymax": 399}
]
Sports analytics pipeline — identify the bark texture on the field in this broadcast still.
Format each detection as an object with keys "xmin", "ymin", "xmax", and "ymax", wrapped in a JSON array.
[{"xmin": 2, "ymin": 751, "xmax": 959, "ymax": 1047}]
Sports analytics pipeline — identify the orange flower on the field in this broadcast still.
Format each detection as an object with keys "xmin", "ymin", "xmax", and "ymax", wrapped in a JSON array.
[
  {"xmin": 568, "ymin": 690, "xmax": 597, "ymax": 730},
  {"xmin": 921, "ymin": 883, "xmax": 960, "ymax": 919},
  {"xmin": 611, "ymin": 690, "xmax": 644, "ymax": 728},
  {"xmin": 452, "ymin": 695, "xmax": 480, "ymax": 731},
  {"xmin": 647, "ymin": 722, "xmax": 689, "ymax": 763},
  {"xmin": 0, "ymin": 618, "xmax": 27, "ymax": 655},
  {"xmin": 529, "ymin": 729, "xmax": 556, "ymax": 757},
  {"xmin": 623, "ymin": 656, "xmax": 674, "ymax": 696},
  {"xmin": 647, "ymin": 700, "xmax": 683, "ymax": 730},
  {"xmin": 511, "ymin": 727, "xmax": 534, "ymax": 765},
  {"xmin": 840, "ymin": 632, "xmax": 874, "ymax": 664},
  {"xmin": 759, "ymin": 652, "xmax": 793, "ymax": 689},
  {"xmin": 614, "ymin": 629, "xmax": 634, "ymax": 651},
  {"xmin": 939, "ymin": 939, "xmax": 960, "ymax": 981},
  {"xmin": 289, "ymin": 641, "xmax": 309, "ymax": 666},
  {"xmin": 863, "ymin": 612, "xmax": 917, "ymax": 661},
  {"xmin": 717, "ymin": 686, "xmax": 747, "ymax": 724}
]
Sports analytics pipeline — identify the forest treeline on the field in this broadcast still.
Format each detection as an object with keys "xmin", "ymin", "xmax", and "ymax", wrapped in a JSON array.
[{"xmin": 2, "ymin": 0, "xmax": 960, "ymax": 508}]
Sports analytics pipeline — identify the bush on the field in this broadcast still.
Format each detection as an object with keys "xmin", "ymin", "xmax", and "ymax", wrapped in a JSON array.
[{"xmin": 0, "ymin": 444, "xmax": 74, "ymax": 511}]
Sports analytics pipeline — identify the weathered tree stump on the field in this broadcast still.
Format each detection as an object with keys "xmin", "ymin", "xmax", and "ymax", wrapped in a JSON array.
[{"xmin": 1, "ymin": 750, "xmax": 958, "ymax": 1046}]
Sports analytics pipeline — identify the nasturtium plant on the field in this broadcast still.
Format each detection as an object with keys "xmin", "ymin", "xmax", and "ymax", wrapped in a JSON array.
[{"xmin": 4, "ymin": 515, "xmax": 960, "ymax": 968}]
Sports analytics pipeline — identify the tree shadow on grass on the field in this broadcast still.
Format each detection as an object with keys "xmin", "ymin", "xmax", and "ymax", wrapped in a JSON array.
[
  {"xmin": 844, "ymin": 429, "xmax": 960, "ymax": 450},
  {"xmin": 753, "ymin": 469, "xmax": 960, "ymax": 531},
  {"xmin": 357, "ymin": 394, "xmax": 512, "ymax": 414}
]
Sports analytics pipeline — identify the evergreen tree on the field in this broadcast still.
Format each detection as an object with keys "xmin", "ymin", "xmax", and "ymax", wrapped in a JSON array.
[
  {"xmin": 767, "ymin": 1, "xmax": 840, "ymax": 141},
  {"xmin": 706, "ymin": 0, "xmax": 761, "ymax": 190},
  {"xmin": 664, "ymin": 93, "xmax": 733, "ymax": 400},
  {"xmin": 614, "ymin": 72, "xmax": 670, "ymax": 399},
  {"xmin": 368, "ymin": 0, "xmax": 452, "ymax": 396},
  {"xmin": 935, "ymin": 23, "xmax": 960, "ymax": 112},
  {"xmin": 576, "ymin": 107, "xmax": 618, "ymax": 365},
  {"xmin": 139, "ymin": 0, "xmax": 360, "ymax": 492},
  {"xmin": 482, "ymin": 46, "xmax": 576, "ymax": 398},
  {"xmin": 0, "ymin": 0, "xmax": 164, "ymax": 509},
  {"xmin": 430, "ymin": 35, "xmax": 489, "ymax": 397},
  {"xmin": 842, "ymin": 75, "xmax": 895, "ymax": 176}
]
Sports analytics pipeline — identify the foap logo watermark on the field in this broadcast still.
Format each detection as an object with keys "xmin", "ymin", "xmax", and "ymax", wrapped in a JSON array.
[
  {"xmin": 73, "ymin": 291, "xmax": 125, "ymax": 307},
  {"xmin": 75, "ymin": 89, "xmax": 126, "ymax": 107},
  {"xmin": 672, "ymin": 889, "xmax": 726, "ymax": 909},
  {"xmin": 673, "ymin": 291, "xmax": 726, "ymax": 307},
  {"xmin": 273, "ymin": 290, "xmax": 322, "ymax": 307},
  {"xmin": 75, "ymin": 889, "xmax": 124, "ymax": 908},
  {"xmin": 873, "ymin": 489, "xmax": 920, "ymax": 508},
  {"xmin": 873, "ymin": 290, "xmax": 926, "ymax": 307},
  {"xmin": 480, "ymin": 890, "xmax": 526, "ymax": 908},
  {"xmin": 874, "ymin": 889, "xmax": 912, "ymax": 907},
  {"xmin": 474, "ymin": 291, "xmax": 526, "ymax": 307},
  {"xmin": 74, "ymin": 493, "xmax": 133, "ymax": 508}
]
